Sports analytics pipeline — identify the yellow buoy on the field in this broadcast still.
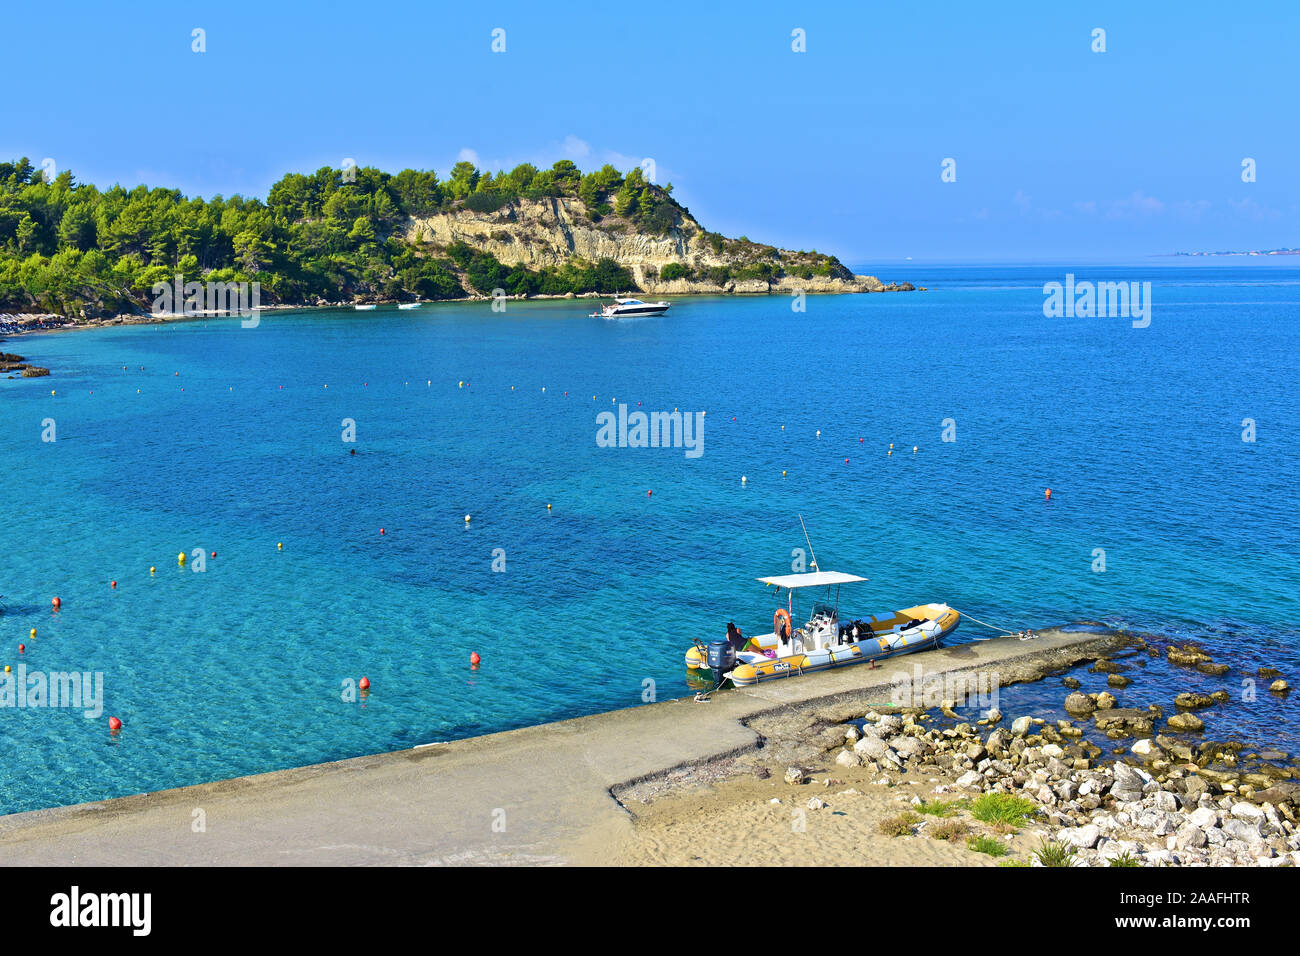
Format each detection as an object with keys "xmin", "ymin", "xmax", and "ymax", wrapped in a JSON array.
[
  {"xmin": 149, "ymin": 566, "xmax": 156, "ymax": 574},
  {"xmin": 178, "ymin": 552, "xmax": 186, "ymax": 565},
  {"xmin": 546, "ymin": 503, "xmax": 552, "ymax": 510},
  {"xmin": 29, "ymin": 628, "xmax": 36, "ymax": 639},
  {"xmin": 782, "ymin": 470, "xmax": 787, "ymax": 477},
  {"xmin": 4, "ymin": 665, "xmax": 9, "ymax": 673},
  {"xmin": 277, "ymin": 542, "xmax": 283, "ymax": 551}
]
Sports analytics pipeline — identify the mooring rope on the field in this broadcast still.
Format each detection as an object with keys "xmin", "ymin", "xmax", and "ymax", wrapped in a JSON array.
[{"xmin": 952, "ymin": 608, "xmax": 1029, "ymax": 637}]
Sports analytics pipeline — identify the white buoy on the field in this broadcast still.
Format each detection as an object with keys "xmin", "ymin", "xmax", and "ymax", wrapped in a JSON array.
[
  {"xmin": 816, "ymin": 430, "xmax": 821, "ymax": 438},
  {"xmin": 464, "ymin": 514, "xmax": 471, "ymax": 523},
  {"xmin": 741, "ymin": 475, "xmax": 747, "ymax": 484}
]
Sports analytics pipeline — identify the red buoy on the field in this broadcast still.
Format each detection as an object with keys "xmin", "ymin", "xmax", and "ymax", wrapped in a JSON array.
[
  {"xmin": 111, "ymin": 581, "xmax": 117, "ymax": 589},
  {"xmin": 51, "ymin": 596, "xmax": 61, "ymax": 609},
  {"xmin": 470, "ymin": 651, "xmax": 481, "ymax": 667},
  {"xmin": 647, "ymin": 490, "xmax": 652, "ymax": 497},
  {"xmin": 108, "ymin": 716, "xmax": 122, "ymax": 731},
  {"xmin": 18, "ymin": 644, "xmax": 24, "ymax": 653},
  {"xmin": 379, "ymin": 528, "xmax": 385, "ymax": 535},
  {"xmin": 210, "ymin": 551, "xmax": 216, "ymax": 558},
  {"xmin": 359, "ymin": 676, "xmax": 370, "ymax": 690},
  {"xmin": 844, "ymin": 458, "xmax": 849, "ymax": 464}
]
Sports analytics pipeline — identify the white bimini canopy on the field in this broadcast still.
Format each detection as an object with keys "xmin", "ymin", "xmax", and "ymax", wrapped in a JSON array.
[{"xmin": 757, "ymin": 571, "xmax": 868, "ymax": 589}]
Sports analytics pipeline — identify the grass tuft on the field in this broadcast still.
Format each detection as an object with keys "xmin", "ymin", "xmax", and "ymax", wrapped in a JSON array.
[
  {"xmin": 1033, "ymin": 839, "xmax": 1077, "ymax": 867},
  {"xmin": 970, "ymin": 793, "xmax": 1036, "ymax": 828},
  {"xmin": 968, "ymin": 834, "xmax": 1009, "ymax": 857},
  {"xmin": 878, "ymin": 811, "xmax": 921, "ymax": 837}
]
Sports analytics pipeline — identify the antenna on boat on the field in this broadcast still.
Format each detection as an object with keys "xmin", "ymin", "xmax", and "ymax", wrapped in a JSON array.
[{"xmin": 798, "ymin": 513, "xmax": 818, "ymax": 571}]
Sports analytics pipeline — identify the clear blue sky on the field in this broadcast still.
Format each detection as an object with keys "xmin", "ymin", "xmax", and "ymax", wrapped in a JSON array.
[{"xmin": 3, "ymin": 0, "xmax": 1296, "ymax": 261}]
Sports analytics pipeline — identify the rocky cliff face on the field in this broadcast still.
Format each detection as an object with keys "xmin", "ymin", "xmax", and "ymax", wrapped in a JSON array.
[{"xmin": 405, "ymin": 196, "xmax": 902, "ymax": 295}]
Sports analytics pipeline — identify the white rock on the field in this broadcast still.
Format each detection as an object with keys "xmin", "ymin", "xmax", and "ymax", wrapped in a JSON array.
[
  {"xmin": 1131, "ymin": 738, "xmax": 1160, "ymax": 757},
  {"xmin": 1041, "ymin": 744, "xmax": 1065, "ymax": 759},
  {"xmin": 835, "ymin": 749, "xmax": 863, "ymax": 768},
  {"xmin": 1153, "ymin": 791, "xmax": 1179, "ymax": 813},
  {"xmin": 1231, "ymin": 802, "xmax": 1265, "ymax": 823},
  {"xmin": 1062, "ymin": 824, "xmax": 1101, "ymax": 849},
  {"xmin": 1189, "ymin": 807, "xmax": 1219, "ymax": 829},
  {"xmin": 955, "ymin": 770, "xmax": 984, "ymax": 790}
]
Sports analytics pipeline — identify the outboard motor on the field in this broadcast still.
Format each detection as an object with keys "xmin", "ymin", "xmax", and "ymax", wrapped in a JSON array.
[{"xmin": 707, "ymin": 640, "xmax": 736, "ymax": 674}]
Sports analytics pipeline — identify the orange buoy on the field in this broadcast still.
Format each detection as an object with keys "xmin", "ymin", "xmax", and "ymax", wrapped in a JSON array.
[
  {"xmin": 51, "ymin": 597, "xmax": 61, "ymax": 609},
  {"xmin": 647, "ymin": 490, "xmax": 652, "ymax": 497},
  {"xmin": 359, "ymin": 676, "xmax": 370, "ymax": 690},
  {"xmin": 470, "ymin": 651, "xmax": 481, "ymax": 667},
  {"xmin": 108, "ymin": 716, "xmax": 122, "ymax": 731},
  {"xmin": 1045, "ymin": 488, "xmax": 1052, "ymax": 500},
  {"xmin": 844, "ymin": 458, "xmax": 849, "ymax": 464}
]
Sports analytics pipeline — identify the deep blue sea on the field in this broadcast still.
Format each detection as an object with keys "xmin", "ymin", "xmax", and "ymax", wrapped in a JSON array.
[{"xmin": 1, "ymin": 261, "xmax": 1297, "ymax": 815}]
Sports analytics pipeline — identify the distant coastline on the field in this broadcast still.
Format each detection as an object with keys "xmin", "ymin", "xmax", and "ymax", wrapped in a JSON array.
[{"xmin": 1170, "ymin": 248, "xmax": 1300, "ymax": 257}]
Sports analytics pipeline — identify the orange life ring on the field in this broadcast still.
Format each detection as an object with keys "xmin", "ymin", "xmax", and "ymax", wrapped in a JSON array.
[{"xmin": 774, "ymin": 608, "xmax": 792, "ymax": 642}]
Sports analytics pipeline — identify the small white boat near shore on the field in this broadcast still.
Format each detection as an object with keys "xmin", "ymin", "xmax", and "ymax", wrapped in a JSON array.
[
  {"xmin": 354, "ymin": 304, "xmax": 377, "ymax": 311},
  {"xmin": 397, "ymin": 302, "xmax": 421, "ymax": 310},
  {"xmin": 686, "ymin": 570, "xmax": 960, "ymax": 686},
  {"xmin": 591, "ymin": 296, "xmax": 670, "ymax": 319}
]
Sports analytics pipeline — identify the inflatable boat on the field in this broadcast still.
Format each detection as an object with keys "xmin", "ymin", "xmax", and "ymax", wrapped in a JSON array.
[{"xmin": 684, "ymin": 570, "xmax": 960, "ymax": 687}]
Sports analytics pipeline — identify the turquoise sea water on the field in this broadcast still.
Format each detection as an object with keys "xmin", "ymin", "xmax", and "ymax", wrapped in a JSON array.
[{"xmin": 1, "ymin": 262, "xmax": 1297, "ymax": 815}]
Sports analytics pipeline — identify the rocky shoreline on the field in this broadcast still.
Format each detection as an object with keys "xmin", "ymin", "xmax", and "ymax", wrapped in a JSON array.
[{"xmin": 615, "ymin": 635, "xmax": 1297, "ymax": 866}]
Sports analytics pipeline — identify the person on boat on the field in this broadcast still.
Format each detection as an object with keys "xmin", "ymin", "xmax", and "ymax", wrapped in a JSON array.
[{"xmin": 726, "ymin": 622, "xmax": 747, "ymax": 652}]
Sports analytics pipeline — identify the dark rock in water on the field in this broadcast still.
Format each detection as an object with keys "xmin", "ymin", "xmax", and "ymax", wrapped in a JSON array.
[
  {"xmin": 1064, "ymin": 692, "xmax": 1095, "ymax": 715},
  {"xmin": 1168, "ymin": 645, "xmax": 1212, "ymax": 666},
  {"xmin": 1258, "ymin": 667, "xmax": 1282, "ymax": 678},
  {"xmin": 1108, "ymin": 674, "xmax": 1132, "ymax": 688},
  {"xmin": 1166, "ymin": 712, "xmax": 1205, "ymax": 733},
  {"xmin": 20, "ymin": 366, "xmax": 50, "ymax": 377},
  {"xmin": 1094, "ymin": 708, "xmax": 1154, "ymax": 735},
  {"xmin": 1062, "ymin": 676, "xmax": 1081, "ymax": 689},
  {"xmin": 1249, "ymin": 781, "xmax": 1300, "ymax": 807},
  {"xmin": 1196, "ymin": 662, "xmax": 1230, "ymax": 676},
  {"xmin": 1209, "ymin": 691, "xmax": 1231, "ymax": 703},
  {"xmin": 1091, "ymin": 659, "xmax": 1122, "ymax": 674},
  {"xmin": 1174, "ymin": 692, "xmax": 1215, "ymax": 710},
  {"xmin": 1156, "ymin": 735, "xmax": 1194, "ymax": 761}
]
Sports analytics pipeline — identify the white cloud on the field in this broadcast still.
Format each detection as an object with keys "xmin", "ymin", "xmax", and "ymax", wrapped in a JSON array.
[
  {"xmin": 563, "ymin": 135, "xmax": 591, "ymax": 159},
  {"xmin": 456, "ymin": 148, "xmax": 480, "ymax": 167}
]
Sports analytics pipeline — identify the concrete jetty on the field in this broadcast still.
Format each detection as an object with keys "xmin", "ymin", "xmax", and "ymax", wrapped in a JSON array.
[{"xmin": 0, "ymin": 627, "xmax": 1123, "ymax": 865}]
